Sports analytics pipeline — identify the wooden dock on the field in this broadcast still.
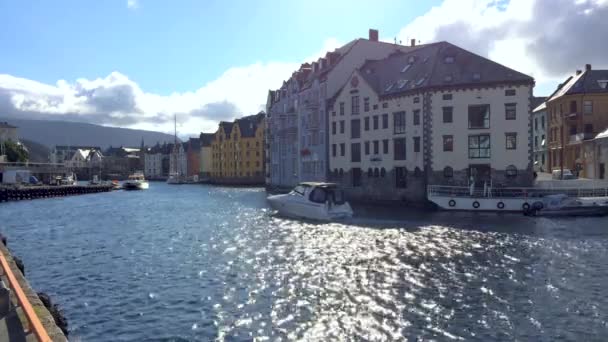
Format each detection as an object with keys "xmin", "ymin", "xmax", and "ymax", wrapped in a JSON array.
[{"xmin": 0, "ymin": 185, "xmax": 112, "ymax": 203}]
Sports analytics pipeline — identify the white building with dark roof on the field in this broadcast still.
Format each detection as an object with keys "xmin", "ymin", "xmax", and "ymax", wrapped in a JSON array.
[{"xmin": 328, "ymin": 41, "xmax": 535, "ymax": 202}]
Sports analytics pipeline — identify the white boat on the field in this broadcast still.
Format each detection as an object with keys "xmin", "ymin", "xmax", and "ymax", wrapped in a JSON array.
[
  {"xmin": 166, "ymin": 173, "xmax": 185, "ymax": 184},
  {"xmin": 60, "ymin": 172, "xmax": 77, "ymax": 186},
  {"xmin": 123, "ymin": 172, "xmax": 149, "ymax": 190},
  {"xmin": 523, "ymin": 194, "xmax": 608, "ymax": 217},
  {"xmin": 89, "ymin": 175, "xmax": 101, "ymax": 185},
  {"xmin": 428, "ymin": 184, "xmax": 608, "ymax": 213},
  {"xmin": 267, "ymin": 182, "xmax": 353, "ymax": 221}
]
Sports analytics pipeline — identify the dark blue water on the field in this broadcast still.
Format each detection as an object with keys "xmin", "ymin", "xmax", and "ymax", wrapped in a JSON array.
[{"xmin": 1, "ymin": 183, "xmax": 608, "ymax": 341}]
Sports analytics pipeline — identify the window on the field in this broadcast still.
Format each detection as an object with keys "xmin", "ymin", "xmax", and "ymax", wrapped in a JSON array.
[
  {"xmin": 339, "ymin": 102, "xmax": 345, "ymax": 115},
  {"xmin": 373, "ymin": 140, "xmax": 379, "ymax": 154},
  {"xmin": 570, "ymin": 100, "xmax": 577, "ymax": 113},
  {"xmin": 393, "ymin": 138, "xmax": 406, "ymax": 160},
  {"xmin": 541, "ymin": 116, "xmax": 545, "ymax": 129},
  {"xmin": 443, "ymin": 166, "xmax": 453, "ymax": 178},
  {"xmin": 351, "ymin": 96, "xmax": 360, "ymax": 115},
  {"xmin": 506, "ymin": 133, "xmax": 517, "ymax": 149},
  {"xmin": 382, "ymin": 114, "xmax": 389, "ymax": 129},
  {"xmin": 382, "ymin": 102, "xmax": 388, "ymax": 108},
  {"xmin": 393, "ymin": 111, "xmax": 406, "ymax": 133},
  {"xmin": 339, "ymin": 143, "xmax": 345, "ymax": 156},
  {"xmin": 585, "ymin": 124, "xmax": 594, "ymax": 134},
  {"xmin": 380, "ymin": 168, "xmax": 386, "ymax": 177},
  {"xmin": 351, "ymin": 119, "xmax": 361, "ymax": 139},
  {"xmin": 469, "ymin": 134, "xmax": 490, "ymax": 158},
  {"xmin": 364, "ymin": 141, "xmax": 370, "ymax": 155},
  {"xmin": 473, "ymin": 73, "xmax": 481, "ymax": 80},
  {"xmin": 339, "ymin": 120, "xmax": 345, "ymax": 134},
  {"xmin": 443, "ymin": 107, "xmax": 453, "ymax": 123},
  {"xmin": 442, "ymin": 93, "xmax": 453, "ymax": 100},
  {"xmin": 444, "ymin": 56, "xmax": 454, "ymax": 64},
  {"xmin": 541, "ymin": 134, "xmax": 545, "ymax": 146},
  {"xmin": 364, "ymin": 117, "xmax": 370, "ymax": 131},
  {"xmin": 374, "ymin": 168, "xmax": 380, "ymax": 177},
  {"xmin": 570, "ymin": 125, "xmax": 577, "ymax": 135},
  {"xmin": 332, "ymin": 144, "xmax": 336, "ymax": 157},
  {"xmin": 468, "ymin": 105, "xmax": 490, "ymax": 129},
  {"xmin": 414, "ymin": 97, "xmax": 420, "ymax": 104},
  {"xmin": 413, "ymin": 110, "xmax": 420, "ymax": 125},
  {"xmin": 352, "ymin": 168, "xmax": 362, "ymax": 187},
  {"xmin": 534, "ymin": 136, "xmax": 538, "ymax": 148},
  {"xmin": 584, "ymin": 100, "xmax": 593, "ymax": 114},
  {"xmin": 414, "ymin": 137, "xmax": 420, "ymax": 152},
  {"xmin": 373, "ymin": 115, "xmax": 379, "ymax": 130},
  {"xmin": 383, "ymin": 139, "xmax": 389, "ymax": 154},
  {"xmin": 534, "ymin": 117, "xmax": 538, "ymax": 131},
  {"xmin": 505, "ymin": 103, "xmax": 516, "ymax": 120},
  {"xmin": 367, "ymin": 168, "xmax": 373, "ymax": 177},
  {"xmin": 396, "ymin": 167, "xmax": 407, "ymax": 188},
  {"xmin": 332, "ymin": 122, "xmax": 336, "ymax": 135},
  {"xmin": 351, "ymin": 143, "xmax": 361, "ymax": 162},
  {"xmin": 506, "ymin": 165, "xmax": 518, "ymax": 178},
  {"xmin": 373, "ymin": 104, "xmax": 378, "ymax": 110},
  {"xmin": 364, "ymin": 98, "xmax": 370, "ymax": 112},
  {"xmin": 505, "ymin": 89, "xmax": 516, "ymax": 96},
  {"xmin": 443, "ymin": 135, "xmax": 453, "ymax": 151},
  {"xmin": 332, "ymin": 111, "xmax": 336, "ymax": 117}
]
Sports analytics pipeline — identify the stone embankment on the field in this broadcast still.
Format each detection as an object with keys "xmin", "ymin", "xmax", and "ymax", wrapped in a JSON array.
[{"xmin": 0, "ymin": 184, "xmax": 112, "ymax": 202}]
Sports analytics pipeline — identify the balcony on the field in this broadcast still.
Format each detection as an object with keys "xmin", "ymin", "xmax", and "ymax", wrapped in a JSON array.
[{"xmin": 569, "ymin": 132, "xmax": 595, "ymax": 144}]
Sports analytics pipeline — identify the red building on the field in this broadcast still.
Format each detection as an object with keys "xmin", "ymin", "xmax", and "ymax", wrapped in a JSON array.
[{"xmin": 186, "ymin": 138, "xmax": 200, "ymax": 177}]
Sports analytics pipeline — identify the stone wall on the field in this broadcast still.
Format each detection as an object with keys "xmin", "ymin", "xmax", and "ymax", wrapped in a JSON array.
[{"xmin": 330, "ymin": 168, "xmax": 426, "ymax": 203}]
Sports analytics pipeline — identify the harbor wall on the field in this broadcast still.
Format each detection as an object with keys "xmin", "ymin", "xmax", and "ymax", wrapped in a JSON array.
[{"xmin": 0, "ymin": 185, "xmax": 112, "ymax": 202}]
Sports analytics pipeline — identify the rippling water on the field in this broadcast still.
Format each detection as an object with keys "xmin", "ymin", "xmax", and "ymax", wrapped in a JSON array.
[{"xmin": 1, "ymin": 183, "xmax": 608, "ymax": 341}]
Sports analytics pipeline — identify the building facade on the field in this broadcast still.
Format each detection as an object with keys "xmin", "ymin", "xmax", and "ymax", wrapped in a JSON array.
[
  {"xmin": 211, "ymin": 113, "xmax": 265, "ymax": 184},
  {"xmin": 532, "ymin": 100, "xmax": 548, "ymax": 172},
  {"xmin": 199, "ymin": 133, "xmax": 214, "ymax": 179},
  {"xmin": 329, "ymin": 42, "xmax": 534, "ymax": 202},
  {"xmin": 169, "ymin": 142, "xmax": 187, "ymax": 177},
  {"xmin": 50, "ymin": 145, "xmax": 101, "ymax": 164},
  {"xmin": 266, "ymin": 29, "xmax": 423, "ymax": 189},
  {"xmin": 144, "ymin": 143, "xmax": 170, "ymax": 179},
  {"xmin": 547, "ymin": 64, "xmax": 608, "ymax": 178},
  {"xmin": 186, "ymin": 138, "xmax": 200, "ymax": 178}
]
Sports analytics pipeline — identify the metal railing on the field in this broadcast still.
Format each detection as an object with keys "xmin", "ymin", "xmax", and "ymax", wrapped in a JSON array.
[
  {"xmin": 0, "ymin": 250, "xmax": 52, "ymax": 342},
  {"xmin": 427, "ymin": 185, "xmax": 608, "ymax": 199}
]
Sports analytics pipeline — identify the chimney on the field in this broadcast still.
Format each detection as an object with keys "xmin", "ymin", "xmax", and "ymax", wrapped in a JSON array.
[
  {"xmin": 586, "ymin": 64, "xmax": 592, "ymax": 71},
  {"xmin": 411, "ymin": 39, "xmax": 416, "ymax": 47},
  {"xmin": 576, "ymin": 70, "xmax": 582, "ymax": 75},
  {"xmin": 369, "ymin": 29, "xmax": 379, "ymax": 42}
]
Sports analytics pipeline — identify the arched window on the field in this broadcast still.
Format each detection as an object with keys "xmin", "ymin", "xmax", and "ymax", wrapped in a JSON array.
[
  {"xmin": 374, "ymin": 168, "xmax": 380, "ymax": 178},
  {"xmin": 380, "ymin": 167, "xmax": 386, "ymax": 177},
  {"xmin": 339, "ymin": 168, "xmax": 344, "ymax": 177},
  {"xmin": 506, "ymin": 165, "xmax": 518, "ymax": 178},
  {"xmin": 443, "ymin": 166, "xmax": 453, "ymax": 178},
  {"xmin": 367, "ymin": 168, "xmax": 373, "ymax": 177}
]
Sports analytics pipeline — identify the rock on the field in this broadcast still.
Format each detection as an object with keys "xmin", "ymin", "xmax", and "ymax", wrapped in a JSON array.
[
  {"xmin": 37, "ymin": 292, "xmax": 69, "ymax": 336},
  {"xmin": 13, "ymin": 256, "xmax": 24, "ymax": 275},
  {"xmin": 0, "ymin": 233, "xmax": 6, "ymax": 246}
]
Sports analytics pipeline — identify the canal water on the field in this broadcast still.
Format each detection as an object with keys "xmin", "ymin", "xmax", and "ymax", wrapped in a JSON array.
[{"xmin": 1, "ymin": 183, "xmax": 608, "ymax": 341}]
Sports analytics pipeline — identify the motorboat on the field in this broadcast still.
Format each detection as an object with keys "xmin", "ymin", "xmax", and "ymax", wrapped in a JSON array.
[
  {"xmin": 60, "ymin": 172, "xmax": 77, "ymax": 186},
  {"xmin": 123, "ymin": 172, "xmax": 149, "ymax": 190},
  {"xmin": 89, "ymin": 175, "xmax": 101, "ymax": 185},
  {"xmin": 267, "ymin": 182, "xmax": 353, "ymax": 221},
  {"xmin": 524, "ymin": 194, "xmax": 608, "ymax": 217},
  {"xmin": 110, "ymin": 180, "xmax": 121, "ymax": 190}
]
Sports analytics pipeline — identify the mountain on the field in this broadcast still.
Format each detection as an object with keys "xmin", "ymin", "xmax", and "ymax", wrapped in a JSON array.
[
  {"xmin": 21, "ymin": 139, "xmax": 51, "ymax": 163},
  {"xmin": 1, "ymin": 118, "xmax": 177, "ymax": 149}
]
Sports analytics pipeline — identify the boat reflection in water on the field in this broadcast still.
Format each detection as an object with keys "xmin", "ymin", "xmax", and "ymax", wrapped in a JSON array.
[{"xmin": 267, "ymin": 182, "xmax": 353, "ymax": 221}]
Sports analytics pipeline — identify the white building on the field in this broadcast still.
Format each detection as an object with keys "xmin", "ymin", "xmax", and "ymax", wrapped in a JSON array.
[
  {"xmin": 169, "ymin": 142, "xmax": 187, "ymax": 177},
  {"xmin": 532, "ymin": 100, "xmax": 548, "ymax": 172},
  {"xmin": 65, "ymin": 149, "xmax": 103, "ymax": 169},
  {"xmin": 329, "ymin": 41, "xmax": 534, "ymax": 201}
]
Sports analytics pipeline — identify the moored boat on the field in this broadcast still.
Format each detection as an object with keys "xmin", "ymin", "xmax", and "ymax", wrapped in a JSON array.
[
  {"xmin": 123, "ymin": 172, "xmax": 149, "ymax": 190},
  {"xmin": 523, "ymin": 194, "xmax": 608, "ymax": 217},
  {"xmin": 267, "ymin": 182, "xmax": 353, "ymax": 221}
]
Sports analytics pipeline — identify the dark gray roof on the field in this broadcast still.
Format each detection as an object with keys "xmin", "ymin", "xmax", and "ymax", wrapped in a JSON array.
[
  {"xmin": 199, "ymin": 133, "xmax": 214, "ymax": 147},
  {"xmin": 219, "ymin": 121, "xmax": 234, "ymax": 136},
  {"xmin": 531, "ymin": 96, "xmax": 547, "ymax": 110},
  {"xmin": 358, "ymin": 41, "xmax": 534, "ymax": 98},
  {"xmin": 188, "ymin": 137, "xmax": 200, "ymax": 150},
  {"xmin": 0, "ymin": 122, "xmax": 16, "ymax": 128},
  {"xmin": 55, "ymin": 145, "xmax": 101, "ymax": 150},
  {"xmin": 236, "ymin": 112, "xmax": 265, "ymax": 138},
  {"xmin": 548, "ymin": 69, "xmax": 608, "ymax": 101}
]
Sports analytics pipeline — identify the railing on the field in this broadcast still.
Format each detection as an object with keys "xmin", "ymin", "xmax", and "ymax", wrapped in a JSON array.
[
  {"xmin": 0, "ymin": 250, "xmax": 52, "ymax": 342},
  {"xmin": 427, "ymin": 185, "xmax": 608, "ymax": 199}
]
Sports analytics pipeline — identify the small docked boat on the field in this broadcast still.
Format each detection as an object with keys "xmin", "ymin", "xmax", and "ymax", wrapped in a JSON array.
[
  {"xmin": 166, "ymin": 173, "xmax": 185, "ymax": 185},
  {"xmin": 524, "ymin": 194, "xmax": 608, "ymax": 217},
  {"xmin": 111, "ymin": 180, "xmax": 121, "ymax": 190},
  {"xmin": 60, "ymin": 172, "xmax": 78, "ymax": 186},
  {"xmin": 267, "ymin": 182, "xmax": 353, "ymax": 221},
  {"xmin": 89, "ymin": 175, "xmax": 101, "ymax": 185},
  {"xmin": 123, "ymin": 172, "xmax": 149, "ymax": 190}
]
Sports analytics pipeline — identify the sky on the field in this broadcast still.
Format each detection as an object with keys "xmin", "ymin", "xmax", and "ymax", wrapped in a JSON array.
[{"xmin": 1, "ymin": 0, "xmax": 607, "ymax": 138}]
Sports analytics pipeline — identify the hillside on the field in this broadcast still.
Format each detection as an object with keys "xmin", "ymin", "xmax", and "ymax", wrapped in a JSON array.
[
  {"xmin": 1, "ymin": 118, "xmax": 176, "ymax": 148},
  {"xmin": 21, "ymin": 139, "xmax": 51, "ymax": 163}
]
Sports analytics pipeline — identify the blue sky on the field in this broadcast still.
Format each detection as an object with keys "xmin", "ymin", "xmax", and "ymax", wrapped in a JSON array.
[
  {"xmin": 1, "ymin": 0, "xmax": 440, "ymax": 94},
  {"xmin": 1, "ymin": 0, "xmax": 606, "ymax": 135}
]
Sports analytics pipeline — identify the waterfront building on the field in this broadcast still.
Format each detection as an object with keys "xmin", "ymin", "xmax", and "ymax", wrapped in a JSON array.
[
  {"xmin": 186, "ymin": 137, "xmax": 200, "ymax": 179},
  {"xmin": 199, "ymin": 133, "xmax": 214, "ymax": 179},
  {"xmin": 594, "ymin": 129, "xmax": 608, "ymax": 179},
  {"xmin": 65, "ymin": 148, "xmax": 103, "ymax": 169},
  {"xmin": 103, "ymin": 146, "xmax": 143, "ymax": 179},
  {"xmin": 547, "ymin": 64, "xmax": 608, "ymax": 178},
  {"xmin": 532, "ymin": 98, "xmax": 548, "ymax": 172},
  {"xmin": 168, "ymin": 142, "xmax": 187, "ymax": 178},
  {"xmin": 211, "ymin": 112, "xmax": 265, "ymax": 184},
  {"xmin": 266, "ymin": 29, "xmax": 423, "ymax": 189},
  {"xmin": 50, "ymin": 145, "xmax": 101, "ymax": 164},
  {"xmin": 144, "ymin": 143, "xmax": 170, "ymax": 179},
  {"xmin": 328, "ymin": 41, "xmax": 534, "ymax": 202}
]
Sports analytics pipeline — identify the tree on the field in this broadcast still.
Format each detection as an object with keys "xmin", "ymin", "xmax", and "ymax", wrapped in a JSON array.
[{"xmin": 2, "ymin": 140, "xmax": 29, "ymax": 162}]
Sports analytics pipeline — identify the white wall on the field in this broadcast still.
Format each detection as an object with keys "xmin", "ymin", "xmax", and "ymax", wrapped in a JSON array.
[{"xmin": 431, "ymin": 85, "xmax": 531, "ymax": 171}]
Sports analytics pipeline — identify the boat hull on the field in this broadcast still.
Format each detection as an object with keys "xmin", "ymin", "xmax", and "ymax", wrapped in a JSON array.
[
  {"xmin": 123, "ymin": 181, "xmax": 149, "ymax": 190},
  {"xmin": 267, "ymin": 194, "xmax": 353, "ymax": 221},
  {"xmin": 429, "ymin": 196, "xmax": 533, "ymax": 212}
]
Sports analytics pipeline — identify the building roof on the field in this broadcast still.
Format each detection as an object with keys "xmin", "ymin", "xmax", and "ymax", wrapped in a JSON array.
[
  {"xmin": 55, "ymin": 145, "xmax": 101, "ymax": 151},
  {"xmin": 357, "ymin": 41, "xmax": 534, "ymax": 99},
  {"xmin": 219, "ymin": 121, "xmax": 234, "ymax": 136},
  {"xmin": 199, "ymin": 133, "xmax": 215, "ymax": 147},
  {"xmin": 236, "ymin": 112, "xmax": 265, "ymax": 138},
  {"xmin": 548, "ymin": 67, "xmax": 608, "ymax": 102},
  {"xmin": 188, "ymin": 137, "xmax": 200, "ymax": 150},
  {"xmin": 0, "ymin": 122, "xmax": 17, "ymax": 129},
  {"xmin": 533, "ymin": 101, "xmax": 546, "ymax": 113},
  {"xmin": 596, "ymin": 128, "xmax": 608, "ymax": 140}
]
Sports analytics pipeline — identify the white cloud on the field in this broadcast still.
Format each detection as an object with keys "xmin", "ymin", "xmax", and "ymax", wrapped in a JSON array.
[
  {"xmin": 397, "ymin": 0, "xmax": 608, "ymax": 96},
  {"xmin": 127, "ymin": 0, "xmax": 138, "ymax": 10}
]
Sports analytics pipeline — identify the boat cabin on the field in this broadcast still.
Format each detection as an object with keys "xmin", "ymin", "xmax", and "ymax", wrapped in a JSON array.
[{"xmin": 290, "ymin": 182, "xmax": 346, "ymax": 205}]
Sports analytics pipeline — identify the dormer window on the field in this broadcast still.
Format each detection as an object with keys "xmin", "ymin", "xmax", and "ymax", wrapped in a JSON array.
[
  {"xmin": 444, "ymin": 56, "xmax": 455, "ymax": 64},
  {"xmin": 416, "ymin": 78, "xmax": 425, "ymax": 86},
  {"xmin": 444, "ymin": 75, "xmax": 453, "ymax": 83},
  {"xmin": 473, "ymin": 73, "xmax": 481, "ymax": 80},
  {"xmin": 408, "ymin": 56, "xmax": 416, "ymax": 64},
  {"xmin": 598, "ymin": 80, "xmax": 608, "ymax": 89},
  {"xmin": 401, "ymin": 64, "xmax": 412, "ymax": 73},
  {"xmin": 385, "ymin": 83, "xmax": 394, "ymax": 92},
  {"xmin": 397, "ymin": 79, "xmax": 408, "ymax": 89}
]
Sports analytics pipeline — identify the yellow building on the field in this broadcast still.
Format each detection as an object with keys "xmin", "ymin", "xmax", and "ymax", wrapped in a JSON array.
[{"xmin": 211, "ymin": 112, "xmax": 265, "ymax": 184}]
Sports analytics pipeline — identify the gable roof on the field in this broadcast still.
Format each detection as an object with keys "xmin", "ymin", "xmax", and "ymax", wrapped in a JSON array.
[
  {"xmin": 548, "ymin": 69, "xmax": 608, "ymax": 102},
  {"xmin": 219, "ymin": 121, "xmax": 234, "ymax": 136},
  {"xmin": 199, "ymin": 133, "xmax": 215, "ymax": 147},
  {"xmin": 188, "ymin": 137, "xmax": 200, "ymax": 150},
  {"xmin": 236, "ymin": 112, "xmax": 265, "ymax": 138},
  {"xmin": 358, "ymin": 41, "xmax": 533, "ymax": 98}
]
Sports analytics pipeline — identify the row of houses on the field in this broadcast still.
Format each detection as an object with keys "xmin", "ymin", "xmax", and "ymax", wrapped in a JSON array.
[{"xmin": 264, "ymin": 29, "xmax": 608, "ymax": 202}]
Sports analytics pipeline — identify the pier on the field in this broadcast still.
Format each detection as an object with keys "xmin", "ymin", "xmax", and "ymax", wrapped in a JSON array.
[{"xmin": 0, "ymin": 185, "xmax": 113, "ymax": 203}]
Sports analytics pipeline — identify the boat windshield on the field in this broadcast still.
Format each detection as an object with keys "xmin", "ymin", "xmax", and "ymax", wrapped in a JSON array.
[
  {"xmin": 330, "ymin": 189, "xmax": 346, "ymax": 205},
  {"xmin": 309, "ymin": 187, "xmax": 327, "ymax": 203}
]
